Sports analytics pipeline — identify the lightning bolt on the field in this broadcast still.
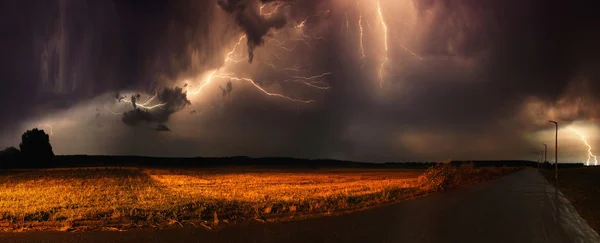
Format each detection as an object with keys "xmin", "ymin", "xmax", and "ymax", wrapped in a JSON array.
[
  {"xmin": 295, "ymin": 11, "xmax": 329, "ymax": 29},
  {"xmin": 267, "ymin": 38, "xmax": 298, "ymax": 52},
  {"xmin": 104, "ymin": 106, "xmax": 124, "ymax": 115},
  {"xmin": 569, "ymin": 127, "xmax": 598, "ymax": 166},
  {"xmin": 214, "ymin": 75, "xmax": 314, "ymax": 103},
  {"xmin": 260, "ymin": 2, "xmax": 284, "ymax": 16},
  {"xmin": 399, "ymin": 43, "xmax": 424, "ymax": 60},
  {"xmin": 139, "ymin": 93, "xmax": 158, "ymax": 106},
  {"xmin": 121, "ymin": 98, "xmax": 167, "ymax": 110},
  {"xmin": 104, "ymin": 92, "xmax": 167, "ymax": 117},
  {"xmin": 263, "ymin": 61, "xmax": 278, "ymax": 70},
  {"xmin": 225, "ymin": 35, "xmax": 247, "ymax": 63},
  {"xmin": 376, "ymin": 0, "xmax": 388, "ymax": 88},
  {"xmin": 271, "ymin": 51, "xmax": 282, "ymax": 60},
  {"xmin": 284, "ymin": 72, "xmax": 333, "ymax": 90},
  {"xmin": 263, "ymin": 61, "xmax": 307, "ymax": 73},
  {"xmin": 358, "ymin": 9, "xmax": 365, "ymax": 58},
  {"xmin": 186, "ymin": 69, "xmax": 218, "ymax": 96},
  {"xmin": 184, "ymin": 31, "xmax": 327, "ymax": 104}
]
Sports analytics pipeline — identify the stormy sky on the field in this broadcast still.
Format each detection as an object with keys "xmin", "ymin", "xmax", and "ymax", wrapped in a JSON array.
[{"xmin": 1, "ymin": 0, "xmax": 599, "ymax": 163}]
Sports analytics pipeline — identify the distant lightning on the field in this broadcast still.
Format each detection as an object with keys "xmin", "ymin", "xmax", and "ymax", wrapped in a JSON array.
[
  {"xmin": 358, "ymin": 14, "xmax": 365, "ymax": 58},
  {"xmin": 285, "ymin": 80, "xmax": 330, "ymax": 90},
  {"xmin": 294, "ymin": 32, "xmax": 313, "ymax": 47},
  {"xmin": 295, "ymin": 11, "xmax": 329, "ymax": 29},
  {"xmin": 260, "ymin": 2, "xmax": 284, "ymax": 16},
  {"xmin": 267, "ymin": 38, "xmax": 298, "ymax": 52},
  {"xmin": 289, "ymin": 73, "xmax": 332, "ymax": 82},
  {"xmin": 214, "ymin": 75, "xmax": 314, "ymax": 103},
  {"xmin": 263, "ymin": 61, "xmax": 278, "ymax": 70},
  {"xmin": 284, "ymin": 65, "xmax": 307, "ymax": 72},
  {"xmin": 104, "ymin": 106, "xmax": 123, "ymax": 115},
  {"xmin": 399, "ymin": 43, "xmax": 424, "ymax": 60},
  {"xmin": 284, "ymin": 72, "xmax": 333, "ymax": 90},
  {"xmin": 271, "ymin": 51, "xmax": 282, "ymax": 60},
  {"xmin": 263, "ymin": 61, "xmax": 307, "ymax": 73},
  {"xmin": 569, "ymin": 127, "xmax": 598, "ymax": 166},
  {"xmin": 376, "ymin": 0, "xmax": 388, "ymax": 88}
]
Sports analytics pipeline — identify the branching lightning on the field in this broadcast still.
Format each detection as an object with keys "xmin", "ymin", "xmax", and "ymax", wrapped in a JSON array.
[
  {"xmin": 569, "ymin": 127, "xmax": 598, "ymax": 166},
  {"xmin": 121, "ymin": 98, "xmax": 167, "ymax": 110},
  {"xmin": 295, "ymin": 11, "xmax": 329, "ymax": 29},
  {"xmin": 184, "ymin": 53, "xmax": 324, "ymax": 104},
  {"xmin": 225, "ymin": 35, "xmax": 247, "ymax": 63},
  {"xmin": 259, "ymin": 2, "xmax": 285, "ymax": 16},
  {"xmin": 181, "ymin": 4, "xmax": 333, "ymax": 105},
  {"xmin": 140, "ymin": 93, "xmax": 157, "ymax": 106},
  {"xmin": 214, "ymin": 75, "xmax": 315, "ymax": 103},
  {"xmin": 284, "ymin": 72, "xmax": 332, "ymax": 90},
  {"xmin": 104, "ymin": 92, "xmax": 166, "ymax": 117}
]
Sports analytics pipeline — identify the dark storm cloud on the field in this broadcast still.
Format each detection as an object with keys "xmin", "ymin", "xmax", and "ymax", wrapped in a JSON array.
[
  {"xmin": 0, "ymin": 0, "xmax": 127, "ymax": 133},
  {"xmin": 519, "ymin": 79, "xmax": 600, "ymax": 130},
  {"xmin": 2, "ymin": 0, "xmax": 599, "ymax": 161},
  {"xmin": 298, "ymin": 0, "xmax": 600, "ymax": 160},
  {"xmin": 391, "ymin": 0, "xmax": 600, "ymax": 129},
  {"xmin": 217, "ymin": 0, "xmax": 287, "ymax": 62},
  {"xmin": 121, "ymin": 87, "xmax": 191, "ymax": 128},
  {"xmin": 155, "ymin": 124, "xmax": 171, "ymax": 132}
]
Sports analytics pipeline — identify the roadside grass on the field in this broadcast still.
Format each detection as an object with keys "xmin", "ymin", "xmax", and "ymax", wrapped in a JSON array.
[
  {"xmin": 541, "ymin": 167, "xmax": 600, "ymax": 233},
  {"xmin": 0, "ymin": 165, "xmax": 520, "ymax": 231}
]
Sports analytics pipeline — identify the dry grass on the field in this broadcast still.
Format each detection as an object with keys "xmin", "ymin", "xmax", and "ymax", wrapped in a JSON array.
[{"xmin": 0, "ymin": 165, "xmax": 518, "ymax": 231}]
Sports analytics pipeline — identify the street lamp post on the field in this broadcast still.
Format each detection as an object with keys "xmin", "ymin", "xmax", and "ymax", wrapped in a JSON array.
[{"xmin": 549, "ymin": 121, "xmax": 558, "ymax": 181}]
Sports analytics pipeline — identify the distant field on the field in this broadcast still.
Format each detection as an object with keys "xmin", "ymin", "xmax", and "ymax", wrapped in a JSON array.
[
  {"xmin": 541, "ymin": 167, "xmax": 600, "ymax": 233},
  {"xmin": 0, "ymin": 165, "xmax": 519, "ymax": 231}
]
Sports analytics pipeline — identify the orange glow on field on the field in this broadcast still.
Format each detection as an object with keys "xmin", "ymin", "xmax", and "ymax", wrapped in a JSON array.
[{"xmin": 0, "ymin": 167, "xmax": 421, "ymax": 230}]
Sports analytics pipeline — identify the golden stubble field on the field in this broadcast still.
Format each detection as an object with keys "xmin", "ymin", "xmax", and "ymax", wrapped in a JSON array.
[
  {"xmin": 0, "ymin": 165, "xmax": 520, "ymax": 231},
  {"xmin": 0, "ymin": 167, "xmax": 424, "ymax": 231}
]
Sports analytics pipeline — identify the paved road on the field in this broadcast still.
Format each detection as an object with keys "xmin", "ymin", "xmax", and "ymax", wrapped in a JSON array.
[{"xmin": 1, "ymin": 168, "xmax": 598, "ymax": 243}]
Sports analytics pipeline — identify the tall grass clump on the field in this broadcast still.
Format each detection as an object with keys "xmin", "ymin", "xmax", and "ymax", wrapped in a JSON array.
[{"xmin": 417, "ymin": 162, "xmax": 518, "ymax": 192}]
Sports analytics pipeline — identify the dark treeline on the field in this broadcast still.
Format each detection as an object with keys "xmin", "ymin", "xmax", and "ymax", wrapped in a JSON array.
[
  {"xmin": 0, "ymin": 128, "xmax": 585, "ymax": 170},
  {"xmin": 49, "ymin": 155, "xmax": 440, "ymax": 169},
  {"xmin": 1, "ymin": 153, "xmax": 561, "ymax": 169}
]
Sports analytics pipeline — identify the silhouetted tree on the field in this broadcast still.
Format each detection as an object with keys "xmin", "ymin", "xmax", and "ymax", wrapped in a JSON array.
[
  {"xmin": 19, "ymin": 128, "xmax": 54, "ymax": 166},
  {"xmin": 0, "ymin": 147, "xmax": 20, "ymax": 168}
]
